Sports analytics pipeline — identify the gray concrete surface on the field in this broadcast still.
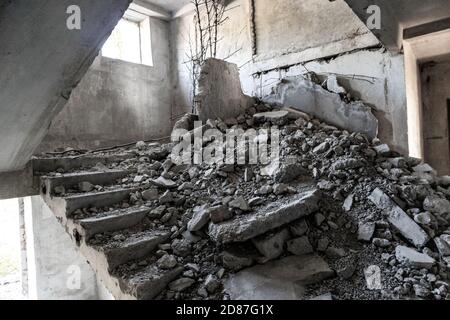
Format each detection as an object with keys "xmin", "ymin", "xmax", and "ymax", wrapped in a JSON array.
[
  {"xmin": 25, "ymin": 196, "xmax": 104, "ymax": 300},
  {"xmin": 195, "ymin": 59, "xmax": 254, "ymax": 122},
  {"xmin": 264, "ymin": 76, "xmax": 379, "ymax": 140},
  {"xmin": 0, "ymin": 0, "xmax": 131, "ymax": 172},
  {"xmin": 38, "ymin": 16, "xmax": 172, "ymax": 152}
]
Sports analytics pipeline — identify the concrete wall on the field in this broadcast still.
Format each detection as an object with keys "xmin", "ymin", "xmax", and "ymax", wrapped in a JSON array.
[
  {"xmin": 421, "ymin": 60, "xmax": 450, "ymax": 175},
  {"xmin": 170, "ymin": 0, "xmax": 409, "ymax": 154},
  {"xmin": 38, "ymin": 17, "xmax": 172, "ymax": 152},
  {"xmin": 0, "ymin": 0, "xmax": 131, "ymax": 172},
  {"xmin": 25, "ymin": 196, "xmax": 103, "ymax": 300}
]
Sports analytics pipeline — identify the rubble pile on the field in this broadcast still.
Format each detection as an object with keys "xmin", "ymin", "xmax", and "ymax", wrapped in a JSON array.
[{"xmin": 37, "ymin": 102, "xmax": 450, "ymax": 300}]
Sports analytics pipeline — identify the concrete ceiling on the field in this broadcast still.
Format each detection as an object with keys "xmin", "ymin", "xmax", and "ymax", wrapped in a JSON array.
[
  {"xmin": 343, "ymin": 0, "xmax": 450, "ymax": 51},
  {"xmin": 141, "ymin": 0, "xmax": 191, "ymax": 14}
]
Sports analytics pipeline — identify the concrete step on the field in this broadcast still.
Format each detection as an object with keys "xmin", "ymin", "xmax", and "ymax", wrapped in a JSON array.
[
  {"xmin": 75, "ymin": 206, "xmax": 150, "ymax": 241},
  {"xmin": 43, "ymin": 188, "xmax": 135, "ymax": 218},
  {"xmin": 119, "ymin": 263, "xmax": 184, "ymax": 300},
  {"xmin": 97, "ymin": 230, "xmax": 171, "ymax": 271},
  {"xmin": 40, "ymin": 170, "xmax": 129, "ymax": 196},
  {"xmin": 32, "ymin": 153, "xmax": 133, "ymax": 174},
  {"xmin": 209, "ymin": 184, "xmax": 321, "ymax": 244}
]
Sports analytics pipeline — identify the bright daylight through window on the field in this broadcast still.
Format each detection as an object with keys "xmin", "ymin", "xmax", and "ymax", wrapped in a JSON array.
[{"xmin": 102, "ymin": 15, "xmax": 153, "ymax": 66}]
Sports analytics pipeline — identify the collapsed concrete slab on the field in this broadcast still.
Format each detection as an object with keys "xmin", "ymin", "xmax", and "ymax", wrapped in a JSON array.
[
  {"xmin": 369, "ymin": 188, "xmax": 430, "ymax": 247},
  {"xmin": 195, "ymin": 58, "xmax": 254, "ymax": 122},
  {"xmin": 224, "ymin": 254, "xmax": 334, "ymax": 300},
  {"xmin": 263, "ymin": 76, "xmax": 378, "ymax": 140},
  {"xmin": 209, "ymin": 186, "xmax": 321, "ymax": 244}
]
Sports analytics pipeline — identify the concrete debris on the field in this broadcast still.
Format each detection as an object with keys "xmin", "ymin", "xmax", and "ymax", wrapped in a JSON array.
[
  {"xmin": 37, "ymin": 96, "xmax": 450, "ymax": 301},
  {"xmin": 395, "ymin": 246, "xmax": 436, "ymax": 269},
  {"xmin": 326, "ymin": 75, "xmax": 346, "ymax": 95},
  {"xmin": 224, "ymin": 255, "xmax": 334, "ymax": 300},
  {"xmin": 369, "ymin": 188, "xmax": 430, "ymax": 248},
  {"xmin": 252, "ymin": 229, "xmax": 290, "ymax": 260}
]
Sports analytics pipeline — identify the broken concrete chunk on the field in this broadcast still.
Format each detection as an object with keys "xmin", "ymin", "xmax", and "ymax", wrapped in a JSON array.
[
  {"xmin": 423, "ymin": 196, "xmax": 450, "ymax": 215},
  {"xmin": 373, "ymin": 144, "xmax": 390, "ymax": 156},
  {"xmin": 290, "ymin": 219, "xmax": 309, "ymax": 237},
  {"xmin": 187, "ymin": 205, "xmax": 210, "ymax": 232},
  {"xmin": 150, "ymin": 176, "xmax": 178, "ymax": 189},
  {"xmin": 287, "ymin": 236, "xmax": 314, "ymax": 256},
  {"xmin": 222, "ymin": 250, "xmax": 254, "ymax": 271},
  {"xmin": 169, "ymin": 278, "xmax": 195, "ymax": 292},
  {"xmin": 369, "ymin": 188, "xmax": 430, "ymax": 247},
  {"xmin": 209, "ymin": 205, "xmax": 233, "ymax": 224},
  {"xmin": 252, "ymin": 229, "xmax": 290, "ymax": 260},
  {"xmin": 343, "ymin": 194, "xmax": 354, "ymax": 212},
  {"xmin": 228, "ymin": 196, "xmax": 250, "ymax": 212},
  {"xmin": 224, "ymin": 255, "xmax": 334, "ymax": 300},
  {"xmin": 78, "ymin": 181, "xmax": 94, "ymax": 192},
  {"xmin": 253, "ymin": 110, "xmax": 290, "ymax": 126},
  {"xmin": 157, "ymin": 254, "xmax": 178, "ymax": 270},
  {"xmin": 358, "ymin": 222, "xmax": 376, "ymax": 242},
  {"xmin": 209, "ymin": 188, "xmax": 320, "ymax": 244},
  {"xmin": 274, "ymin": 158, "xmax": 307, "ymax": 183},
  {"xmin": 395, "ymin": 246, "xmax": 435, "ymax": 269},
  {"xmin": 434, "ymin": 235, "xmax": 450, "ymax": 257}
]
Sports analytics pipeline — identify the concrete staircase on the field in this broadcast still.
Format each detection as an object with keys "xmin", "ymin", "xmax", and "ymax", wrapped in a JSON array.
[
  {"xmin": 32, "ymin": 150, "xmax": 327, "ymax": 300},
  {"xmin": 34, "ymin": 153, "xmax": 183, "ymax": 300}
]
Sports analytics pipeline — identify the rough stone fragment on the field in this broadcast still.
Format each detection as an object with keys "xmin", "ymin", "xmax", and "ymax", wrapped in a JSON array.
[
  {"xmin": 369, "ymin": 188, "xmax": 430, "ymax": 247},
  {"xmin": 373, "ymin": 144, "xmax": 390, "ymax": 156},
  {"xmin": 228, "ymin": 197, "xmax": 250, "ymax": 212},
  {"xmin": 274, "ymin": 158, "xmax": 307, "ymax": 183},
  {"xmin": 224, "ymin": 255, "xmax": 334, "ymax": 300},
  {"xmin": 252, "ymin": 229, "xmax": 290, "ymax": 260},
  {"xmin": 169, "ymin": 278, "xmax": 195, "ymax": 292},
  {"xmin": 434, "ymin": 235, "xmax": 450, "ymax": 257},
  {"xmin": 205, "ymin": 275, "xmax": 220, "ymax": 294},
  {"xmin": 287, "ymin": 236, "xmax": 314, "ymax": 256},
  {"xmin": 423, "ymin": 196, "xmax": 450, "ymax": 215},
  {"xmin": 395, "ymin": 246, "xmax": 435, "ymax": 269},
  {"xmin": 222, "ymin": 250, "xmax": 254, "ymax": 271},
  {"xmin": 343, "ymin": 194, "xmax": 354, "ymax": 212},
  {"xmin": 209, "ymin": 187, "xmax": 321, "ymax": 244},
  {"xmin": 187, "ymin": 205, "xmax": 210, "ymax": 232},
  {"xmin": 326, "ymin": 75, "xmax": 346, "ymax": 95},
  {"xmin": 358, "ymin": 222, "xmax": 375, "ymax": 242},
  {"xmin": 209, "ymin": 205, "xmax": 233, "ymax": 224},
  {"xmin": 313, "ymin": 142, "xmax": 330, "ymax": 154},
  {"xmin": 150, "ymin": 176, "xmax": 177, "ymax": 189},
  {"xmin": 290, "ymin": 220, "xmax": 309, "ymax": 237},
  {"xmin": 253, "ymin": 110, "xmax": 289, "ymax": 125},
  {"xmin": 78, "ymin": 181, "xmax": 94, "ymax": 192},
  {"xmin": 157, "ymin": 255, "xmax": 178, "ymax": 269}
]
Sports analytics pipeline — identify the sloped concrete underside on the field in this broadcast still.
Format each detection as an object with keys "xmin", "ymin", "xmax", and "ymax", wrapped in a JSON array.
[{"xmin": 0, "ymin": 0, "xmax": 131, "ymax": 172}]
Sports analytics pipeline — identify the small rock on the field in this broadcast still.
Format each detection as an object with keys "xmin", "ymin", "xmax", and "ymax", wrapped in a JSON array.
[
  {"xmin": 343, "ymin": 194, "xmax": 354, "ymax": 212},
  {"xmin": 188, "ymin": 205, "xmax": 210, "ymax": 232},
  {"xmin": 290, "ymin": 220, "xmax": 309, "ymax": 237},
  {"xmin": 157, "ymin": 255, "xmax": 177, "ymax": 269},
  {"xmin": 205, "ymin": 275, "xmax": 220, "ymax": 293},
  {"xmin": 169, "ymin": 278, "xmax": 195, "ymax": 292},
  {"xmin": 373, "ymin": 238, "xmax": 391, "ymax": 248},
  {"xmin": 434, "ymin": 235, "xmax": 450, "ymax": 257},
  {"xmin": 228, "ymin": 197, "xmax": 250, "ymax": 211},
  {"xmin": 209, "ymin": 205, "xmax": 233, "ymax": 224},
  {"xmin": 172, "ymin": 239, "xmax": 191, "ymax": 258},
  {"xmin": 222, "ymin": 250, "xmax": 254, "ymax": 271},
  {"xmin": 395, "ymin": 246, "xmax": 436, "ymax": 270},
  {"xmin": 358, "ymin": 222, "xmax": 375, "ymax": 242},
  {"xmin": 252, "ymin": 229, "xmax": 290, "ymax": 259},
  {"xmin": 325, "ymin": 247, "xmax": 346, "ymax": 259},
  {"xmin": 287, "ymin": 236, "xmax": 314, "ymax": 256},
  {"xmin": 136, "ymin": 141, "xmax": 147, "ymax": 150}
]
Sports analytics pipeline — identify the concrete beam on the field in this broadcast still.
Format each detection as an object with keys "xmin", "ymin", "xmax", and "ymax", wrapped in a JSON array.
[{"xmin": 0, "ymin": 0, "xmax": 131, "ymax": 173}]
